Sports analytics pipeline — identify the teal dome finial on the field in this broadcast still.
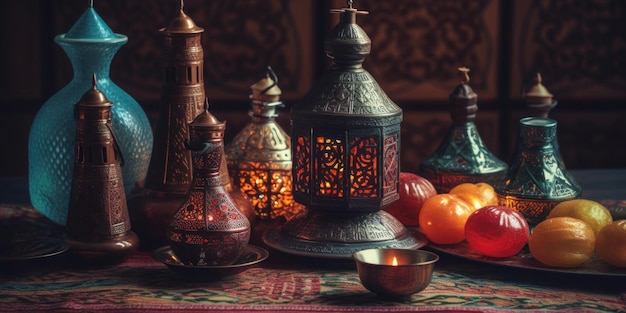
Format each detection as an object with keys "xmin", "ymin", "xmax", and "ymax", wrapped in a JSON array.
[{"xmin": 64, "ymin": 0, "xmax": 117, "ymax": 40}]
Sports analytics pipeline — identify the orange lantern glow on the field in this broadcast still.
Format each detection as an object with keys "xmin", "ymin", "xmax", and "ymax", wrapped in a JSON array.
[{"xmin": 226, "ymin": 67, "xmax": 304, "ymax": 221}]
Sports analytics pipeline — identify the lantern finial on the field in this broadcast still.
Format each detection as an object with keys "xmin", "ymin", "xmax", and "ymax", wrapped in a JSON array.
[{"xmin": 459, "ymin": 67, "xmax": 470, "ymax": 84}]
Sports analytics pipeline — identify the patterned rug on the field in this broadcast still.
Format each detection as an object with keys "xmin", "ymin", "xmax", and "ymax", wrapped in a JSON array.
[{"xmin": 0, "ymin": 204, "xmax": 625, "ymax": 313}]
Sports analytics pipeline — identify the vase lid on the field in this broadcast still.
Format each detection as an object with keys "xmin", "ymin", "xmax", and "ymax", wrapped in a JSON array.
[
  {"xmin": 64, "ymin": 1, "xmax": 119, "ymax": 40},
  {"xmin": 162, "ymin": 0, "xmax": 204, "ymax": 34},
  {"xmin": 523, "ymin": 73, "xmax": 554, "ymax": 105}
]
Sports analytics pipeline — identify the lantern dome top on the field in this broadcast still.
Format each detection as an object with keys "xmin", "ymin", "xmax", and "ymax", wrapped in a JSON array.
[
  {"xmin": 251, "ymin": 66, "xmax": 282, "ymax": 102},
  {"xmin": 523, "ymin": 72, "xmax": 553, "ymax": 105},
  {"xmin": 292, "ymin": 1, "xmax": 400, "ymax": 122},
  {"xmin": 77, "ymin": 74, "xmax": 112, "ymax": 108},
  {"xmin": 190, "ymin": 98, "xmax": 223, "ymax": 129},
  {"xmin": 325, "ymin": 2, "xmax": 371, "ymax": 67},
  {"xmin": 62, "ymin": 0, "xmax": 124, "ymax": 42},
  {"xmin": 162, "ymin": 0, "xmax": 204, "ymax": 34}
]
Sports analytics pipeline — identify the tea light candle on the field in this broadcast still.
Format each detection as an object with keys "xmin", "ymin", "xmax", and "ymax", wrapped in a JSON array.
[{"xmin": 353, "ymin": 248, "xmax": 439, "ymax": 299}]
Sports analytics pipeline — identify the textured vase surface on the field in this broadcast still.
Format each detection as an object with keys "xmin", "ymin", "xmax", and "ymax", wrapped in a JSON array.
[{"xmin": 28, "ymin": 7, "xmax": 153, "ymax": 225}]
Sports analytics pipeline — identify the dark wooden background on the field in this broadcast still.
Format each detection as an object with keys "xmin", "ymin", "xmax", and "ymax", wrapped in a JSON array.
[{"xmin": 1, "ymin": 0, "xmax": 625, "ymax": 177}]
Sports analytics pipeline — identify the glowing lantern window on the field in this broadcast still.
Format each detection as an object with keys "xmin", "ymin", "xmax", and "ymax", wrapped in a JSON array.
[{"xmin": 226, "ymin": 67, "xmax": 304, "ymax": 221}]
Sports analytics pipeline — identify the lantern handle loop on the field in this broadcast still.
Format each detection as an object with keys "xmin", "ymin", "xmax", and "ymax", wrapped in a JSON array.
[
  {"xmin": 184, "ymin": 140, "xmax": 215, "ymax": 155},
  {"xmin": 260, "ymin": 66, "xmax": 278, "ymax": 96},
  {"xmin": 107, "ymin": 123, "xmax": 125, "ymax": 166}
]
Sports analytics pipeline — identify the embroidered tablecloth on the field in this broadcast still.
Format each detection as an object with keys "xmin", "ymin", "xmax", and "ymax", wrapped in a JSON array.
[{"xmin": 0, "ymin": 204, "xmax": 624, "ymax": 313}]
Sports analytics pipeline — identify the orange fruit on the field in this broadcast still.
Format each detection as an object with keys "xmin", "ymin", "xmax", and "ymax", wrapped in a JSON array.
[
  {"xmin": 449, "ymin": 182, "xmax": 498, "ymax": 210},
  {"xmin": 528, "ymin": 217, "xmax": 595, "ymax": 268},
  {"xmin": 547, "ymin": 199, "xmax": 613, "ymax": 235},
  {"xmin": 595, "ymin": 220, "xmax": 626, "ymax": 267},
  {"xmin": 418, "ymin": 194, "xmax": 475, "ymax": 244}
]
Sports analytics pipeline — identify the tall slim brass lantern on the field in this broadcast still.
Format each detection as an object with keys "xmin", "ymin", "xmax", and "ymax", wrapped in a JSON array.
[
  {"xmin": 263, "ymin": 1, "xmax": 423, "ymax": 259},
  {"xmin": 130, "ymin": 1, "xmax": 206, "ymax": 247}
]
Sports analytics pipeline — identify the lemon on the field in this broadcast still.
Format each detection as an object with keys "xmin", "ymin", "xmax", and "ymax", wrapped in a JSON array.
[
  {"xmin": 596, "ymin": 220, "xmax": 626, "ymax": 268},
  {"xmin": 528, "ymin": 217, "xmax": 596, "ymax": 268},
  {"xmin": 546, "ymin": 199, "xmax": 613, "ymax": 235}
]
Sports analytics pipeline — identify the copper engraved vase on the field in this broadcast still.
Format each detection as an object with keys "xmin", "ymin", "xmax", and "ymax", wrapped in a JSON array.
[{"xmin": 167, "ymin": 102, "xmax": 251, "ymax": 266}]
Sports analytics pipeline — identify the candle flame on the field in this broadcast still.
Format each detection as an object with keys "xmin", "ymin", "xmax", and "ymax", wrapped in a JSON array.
[
  {"xmin": 208, "ymin": 215, "xmax": 213, "ymax": 222},
  {"xmin": 392, "ymin": 256, "xmax": 398, "ymax": 266}
]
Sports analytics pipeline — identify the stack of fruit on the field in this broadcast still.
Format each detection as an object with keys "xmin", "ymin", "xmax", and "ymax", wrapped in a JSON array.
[{"xmin": 384, "ymin": 172, "xmax": 626, "ymax": 269}]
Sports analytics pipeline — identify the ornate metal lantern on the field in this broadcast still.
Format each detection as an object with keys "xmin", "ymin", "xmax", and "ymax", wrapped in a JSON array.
[
  {"xmin": 263, "ymin": 1, "xmax": 423, "ymax": 259},
  {"xmin": 65, "ymin": 75, "xmax": 138, "ymax": 264},
  {"xmin": 130, "ymin": 1, "xmax": 210, "ymax": 248},
  {"xmin": 418, "ymin": 68, "xmax": 508, "ymax": 193},
  {"xmin": 226, "ymin": 67, "xmax": 303, "ymax": 221}
]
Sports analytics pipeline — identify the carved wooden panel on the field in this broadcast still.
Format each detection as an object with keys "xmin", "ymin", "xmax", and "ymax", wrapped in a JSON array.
[
  {"xmin": 329, "ymin": 0, "xmax": 500, "ymax": 103},
  {"xmin": 51, "ymin": 0, "xmax": 315, "ymax": 104},
  {"xmin": 511, "ymin": 0, "xmax": 626, "ymax": 100}
]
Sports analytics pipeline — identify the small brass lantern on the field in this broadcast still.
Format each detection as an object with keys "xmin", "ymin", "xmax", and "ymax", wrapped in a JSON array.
[
  {"xmin": 226, "ymin": 67, "xmax": 302, "ymax": 221},
  {"xmin": 263, "ymin": 1, "xmax": 422, "ymax": 258}
]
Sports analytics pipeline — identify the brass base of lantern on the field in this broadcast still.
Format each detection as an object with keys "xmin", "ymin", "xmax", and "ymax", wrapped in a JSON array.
[
  {"xmin": 418, "ymin": 167, "xmax": 507, "ymax": 194},
  {"xmin": 66, "ymin": 231, "xmax": 139, "ymax": 265},
  {"xmin": 263, "ymin": 210, "xmax": 426, "ymax": 259},
  {"xmin": 497, "ymin": 194, "xmax": 579, "ymax": 225}
]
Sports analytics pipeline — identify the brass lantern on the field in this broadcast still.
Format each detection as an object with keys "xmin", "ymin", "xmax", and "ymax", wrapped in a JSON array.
[
  {"xmin": 225, "ymin": 67, "xmax": 303, "ymax": 221},
  {"xmin": 263, "ymin": 2, "xmax": 423, "ymax": 259},
  {"xmin": 130, "ymin": 0, "xmax": 207, "ymax": 248}
]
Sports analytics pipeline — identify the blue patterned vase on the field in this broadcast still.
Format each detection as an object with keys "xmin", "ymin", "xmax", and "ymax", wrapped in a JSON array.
[{"xmin": 28, "ymin": 5, "xmax": 153, "ymax": 225}]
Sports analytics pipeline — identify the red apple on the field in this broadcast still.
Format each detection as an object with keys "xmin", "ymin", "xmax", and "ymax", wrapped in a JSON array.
[
  {"xmin": 384, "ymin": 172, "xmax": 437, "ymax": 226},
  {"xmin": 464, "ymin": 206, "xmax": 530, "ymax": 258}
]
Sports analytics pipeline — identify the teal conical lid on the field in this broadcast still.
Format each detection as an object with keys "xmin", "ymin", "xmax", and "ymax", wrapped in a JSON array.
[{"xmin": 63, "ymin": 2, "xmax": 122, "ymax": 41}]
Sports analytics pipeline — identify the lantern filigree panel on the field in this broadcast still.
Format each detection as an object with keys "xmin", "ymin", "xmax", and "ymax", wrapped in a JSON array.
[
  {"xmin": 348, "ymin": 133, "xmax": 378, "ymax": 199},
  {"xmin": 233, "ymin": 164, "xmax": 295, "ymax": 220},
  {"xmin": 293, "ymin": 135, "xmax": 311, "ymax": 194},
  {"xmin": 383, "ymin": 131, "xmax": 399, "ymax": 199},
  {"xmin": 292, "ymin": 122, "xmax": 400, "ymax": 212},
  {"xmin": 315, "ymin": 136, "xmax": 345, "ymax": 198}
]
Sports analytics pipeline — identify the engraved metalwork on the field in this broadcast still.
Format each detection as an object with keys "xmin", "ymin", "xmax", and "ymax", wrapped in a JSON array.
[
  {"xmin": 145, "ymin": 0, "xmax": 205, "ymax": 197},
  {"xmin": 168, "ymin": 101, "xmax": 251, "ymax": 266},
  {"xmin": 495, "ymin": 117, "xmax": 581, "ymax": 225},
  {"xmin": 225, "ymin": 68, "xmax": 303, "ymax": 221},
  {"xmin": 418, "ymin": 68, "xmax": 507, "ymax": 193},
  {"xmin": 263, "ymin": 2, "xmax": 421, "ymax": 259},
  {"xmin": 65, "ymin": 75, "xmax": 138, "ymax": 264},
  {"xmin": 130, "ymin": 1, "xmax": 208, "ymax": 248}
]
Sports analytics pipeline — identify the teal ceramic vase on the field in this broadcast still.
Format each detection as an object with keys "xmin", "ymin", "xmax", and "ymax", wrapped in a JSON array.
[{"xmin": 28, "ymin": 4, "xmax": 153, "ymax": 225}]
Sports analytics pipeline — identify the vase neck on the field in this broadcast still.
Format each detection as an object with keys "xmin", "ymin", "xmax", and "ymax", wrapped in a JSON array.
[{"xmin": 57, "ymin": 41, "xmax": 125, "ymax": 82}]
